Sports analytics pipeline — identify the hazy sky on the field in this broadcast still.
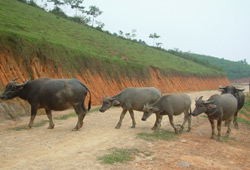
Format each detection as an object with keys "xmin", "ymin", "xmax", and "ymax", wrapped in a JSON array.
[{"xmin": 38, "ymin": 0, "xmax": 250, "ymax": 64}]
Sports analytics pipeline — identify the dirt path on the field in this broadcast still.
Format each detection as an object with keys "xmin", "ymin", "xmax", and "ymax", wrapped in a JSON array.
[{"xmin": 0, "ymin": 89, "xmax": 249, "ymax": 170}]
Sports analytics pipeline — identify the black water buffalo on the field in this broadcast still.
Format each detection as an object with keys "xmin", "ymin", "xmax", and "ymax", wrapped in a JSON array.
[
  {"xmin": 191, "ymin": 94, "xmax": 237, "ymax": 141},
  {"xmin": 219, "ymin": 85, "xmax": 245, "ymax": 129},
  {"xmin": 0, "ymin": 78, "xmax": 91, "ymax": 131},
  {"xmin": 141, "ymin": 94, "xmax": 192, "ymax": 134},
  {"xmin": 99, "ymin": 87, "xmax": 162, "ymax": 129}
]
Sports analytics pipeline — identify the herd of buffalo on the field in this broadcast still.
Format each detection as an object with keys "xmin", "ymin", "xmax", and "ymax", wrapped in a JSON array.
[{"xmin": 0, "ymin": 77, "xmax": 246, "ymax": 141}]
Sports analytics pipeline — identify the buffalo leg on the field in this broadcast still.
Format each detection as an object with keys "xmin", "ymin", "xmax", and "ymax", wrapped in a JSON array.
[
  {"xmin": 179, "ymin": 111, "xmax": 189, "ymax": 133},
  {"xmin": 129, "ymin": 109, "xmax": 136, "ymax": 128},
  {"xmin": 28, "ymin": 106, "xmax": 37, "ymax": 129},
  {"xmin": 233, "ymin": 111, "xmax": 239, "ymax": 129},
  {"xmin": 187, "ymin": 113, "xmax": 192, "ymax": 132},
  {"xmin": 45, "ymin": 109, "xmax": 54, "ymax": 129},
  {"xmin": 115, "ymin": 109, "xmax": 127, "ymax": 129},
  {"xmin": 226, "ymin": 119, "xmax": 232, "ymax": 137},
  {"xmin": 152, "ymin": 113, "xmax": 162, "ymax": 130},
  {"xmin": 209, "ymin": 118, "xmax": 216, "ymax": 139},
  {"xmin": 72, "ymin": 105, "xmax": 86, "ymax": 131},
  {"xmin": 168, "ymin": 114, "xmax": 178, "ymax": 134},
  {"xmin": 217, "ymin": 119, "xmax": 222, "ymax": 141}
]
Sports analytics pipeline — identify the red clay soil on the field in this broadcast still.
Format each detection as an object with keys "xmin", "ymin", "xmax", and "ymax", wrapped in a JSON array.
[
  {"xmin": 231, "ymin": 77, "xmax": 250, "ymax": 84},
  {"xmin": 0, "ymin": 50, "xmax": 231, "ymax": 120}
]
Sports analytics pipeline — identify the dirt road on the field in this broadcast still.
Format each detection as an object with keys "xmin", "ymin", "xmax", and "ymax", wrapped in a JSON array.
[{"xmin": 0, "ymin": 89, "xmax": 249, "ymax": 170}]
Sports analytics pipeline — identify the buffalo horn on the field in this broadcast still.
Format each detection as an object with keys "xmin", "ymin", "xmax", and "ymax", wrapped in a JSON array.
[
  {"xmin": 195, "ymin": 96, "xmax": 203, "ymax": 102},
  {"xmin": 15, "ymin": 77, "xmax": 31, "ymax": 87},
  {"xmin": 236, "ymin": 87, "xmax": 245, "ymax": 91},
  {"xmin": 219, "ymin": 85, "xmax": 226, "ymax": 89},
  {"xmin": 11, "ymin": 78, "xmax": 19, "ymax": 82},
  {"xmin": 204, "ymin": 100, "xmax": 214, "ymax": 104}
]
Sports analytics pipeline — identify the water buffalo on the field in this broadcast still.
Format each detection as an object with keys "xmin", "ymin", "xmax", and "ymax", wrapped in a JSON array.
[
  {"xmin": 191, "ymin": 94, "xmax": 237, "ymax": 141},
  {"xmin": 219, "ymin": 85, "xmax": 245, "ymax": 129},
  {"xmin": 99, "ymin": 87, "xmax": 162, "ymax": 129},
  {"xmin": 0, "ymin": 78, "xmax": 91, "ymax": 131},
  {"xmin": 141, "ymin": 94, "xmax": 192, "ymax": 134}
]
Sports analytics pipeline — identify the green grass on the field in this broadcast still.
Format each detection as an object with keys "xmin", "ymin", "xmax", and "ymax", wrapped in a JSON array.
[
  {"xmin": 221, "ymin": 136, "xmax": 236, "ymax": 141},
  {"xmin": 98, "ymin": 148, "xmax": 139, "ymax": 164},
  {"xmin": 238, "ymin": 93, "xmax": 250, "ymax": 126},
  {"xmin": 239, "ymin": 109, "xmax": 250, "ymax": 120},
  {"xmin": 0, "ymin": 0, "xmax": 226, "ymax": 79},
  {"xmin": 242, "ymin": 94, "xmax": 250, "ymax": 112},
  {"xmin": 238, "ymin": 117, "xmax": 250, "ymax": 126},
  {"xmin": 137, "ymin": 130, "xmax": 176, "ymax": 141}
]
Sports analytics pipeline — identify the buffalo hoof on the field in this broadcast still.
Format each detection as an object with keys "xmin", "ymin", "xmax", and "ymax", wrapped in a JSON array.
[
  {"xmin": 151, "ymin": 126, "xmax": 159, "ymax": 130},
  {"xmin": 115, "ymin": 126, "xmax": 121, "ymax": 129},
  {"xmin": 27, "ymin": 125, "xmax": 32, "ymax": 129},
  {"xmin": 186, "ymin": 128, "xmax": 191, "ymax": 132},
  {"xmin": 72, "ymin": 127, "xmax": 80, "ymax": 131},
  {"xmin": 131, "ymin": 125, "xmax": 135, "ymax": 128},
  {"xmin": 210, "ymin": 135, "xmax": 216, "ymax": 140},
  {"xmin": 115, "ymin": 123, "xmax": 121, "ymax": 129},
  {"xmin": 47, "ymin": 125, "xmax": 54, "ymax": 129},
  {"xmin": 234, "ymin": 123, "xmax": 239, "ymax": 129},
  {"xmin": 80, "ymin": 122, "xmax": 84, "ymax": 128},
  {"xmin": 179, "ymin": 127, "xmax": 184, "ymax": 133},
  {"xmin": 217, "ymin": 137, "xmax": 222, "ymax": 142}
]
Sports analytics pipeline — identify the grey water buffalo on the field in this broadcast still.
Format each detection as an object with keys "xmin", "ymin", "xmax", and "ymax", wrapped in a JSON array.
[
  {"xmin": 219, "ymin": 85, "xmax": 245, "ymax": 129},
  {"xmin": 0, "ymin": 78, "xmax": 91, "ymax": 131},
  {"xmin": 191, "ymin": 94, "xmax": 237, "ymax": 141},
  {"xmin": 141, "ymin": 94, "xmax": 192, "ymax": 134},
  {"xmin": 99, "ymin": 87, "xmax": 162, "ymax": 129}
]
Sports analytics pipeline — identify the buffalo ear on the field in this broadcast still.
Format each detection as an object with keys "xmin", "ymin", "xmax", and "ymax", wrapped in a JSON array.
[
  {"xmin": 152, "ymin": 107, "xmax": 159, "ymax": 112},
  {"xmin": 113, "ymin": 100, "xmax": 120, "ymax": 106},
  {"xmin": 207, "ymin": 104, "xmax": 217, "ymax": 109},
  {"xmin": 196, "ymin": 96, "xmax": 203, "ymax": 102}
]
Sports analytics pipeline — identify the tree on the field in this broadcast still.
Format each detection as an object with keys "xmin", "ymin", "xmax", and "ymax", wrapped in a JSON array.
[
  {"xmin": 131, "ymin": 29, "xmax": 137, "ymax": 39},
  {"xmin": 149, "ymin": 33, "xmax": 160, "ymax": 46},
  {"xmin": 156, "ymin": 42, "xmax": 163, "ymax": 48},
  {"xmin": 50, "ymin": 6, "xmax": 68, "ymax": 18},
  {"xmin": 48, "ymin": 0, "xmax": 64, "ymax": 8},
  {"xmin": 86, "ymin": 5, "xmax": 103, "ymax": 26},
  {"xmin": 125, "ymin": 33, "xmax": 131, "ymax": 39},
  {"xmin": 119, "ymin": 30, "xmax": 123, "ymax": 37},
  {"xmin": 95, "ymin": 21, "xmax": 105, "ymax": 30},
  {"xmin": 64, "ymin": 0, "xmax": 84, "ymax": 16}
]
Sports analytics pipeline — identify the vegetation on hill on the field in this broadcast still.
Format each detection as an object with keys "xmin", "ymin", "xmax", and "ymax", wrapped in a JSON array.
[
  {"xmin": 0, "ymin": 0, "xmax": 226, "ymax": 80},
  {"xmin": 168, "ymin": 50, "xmax": 250, "ymax": 80},
  {"xmin": 184, "ymin": 53, "xmax": 250, "ymax": 81}
]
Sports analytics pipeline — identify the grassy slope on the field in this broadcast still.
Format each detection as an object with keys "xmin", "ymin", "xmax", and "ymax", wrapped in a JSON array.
[
  {"xmin": 0, "ymin": 0, "xmax": 226, "ymax": 78},
  {"xmin": 184, "ymin": 53, "xmax": 250, "ymax": 80}
]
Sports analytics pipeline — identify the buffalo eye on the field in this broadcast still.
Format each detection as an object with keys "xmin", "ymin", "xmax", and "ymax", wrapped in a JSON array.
[{"xmin": 199, "ymin": 105, "xmax": 202, "ymax": 108}]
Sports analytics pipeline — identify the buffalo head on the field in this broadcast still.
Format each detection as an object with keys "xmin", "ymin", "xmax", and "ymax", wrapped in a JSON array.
[
  {"xmin": 99, "ymin": 94, "xmax": 120, "ymax": 112},
  {"xmin": 219, "ymin": 86, "xmax": 245, "ymax": 95},
  {"xmin": 141, "ymin": 103, "xmax": 159, "ymax": 121},
  {"xmin": 0, "ymin": 78, "xmax": 31, "ymax": 100},
  {"xmin": 191, "ymin": 96, "xmax": 217, "ymax": 116}
]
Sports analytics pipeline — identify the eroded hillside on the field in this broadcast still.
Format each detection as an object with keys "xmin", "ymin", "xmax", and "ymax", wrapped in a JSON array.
[{"xmin": 0, "ymin": 50, "xmax": 231, "ymax": 120}]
